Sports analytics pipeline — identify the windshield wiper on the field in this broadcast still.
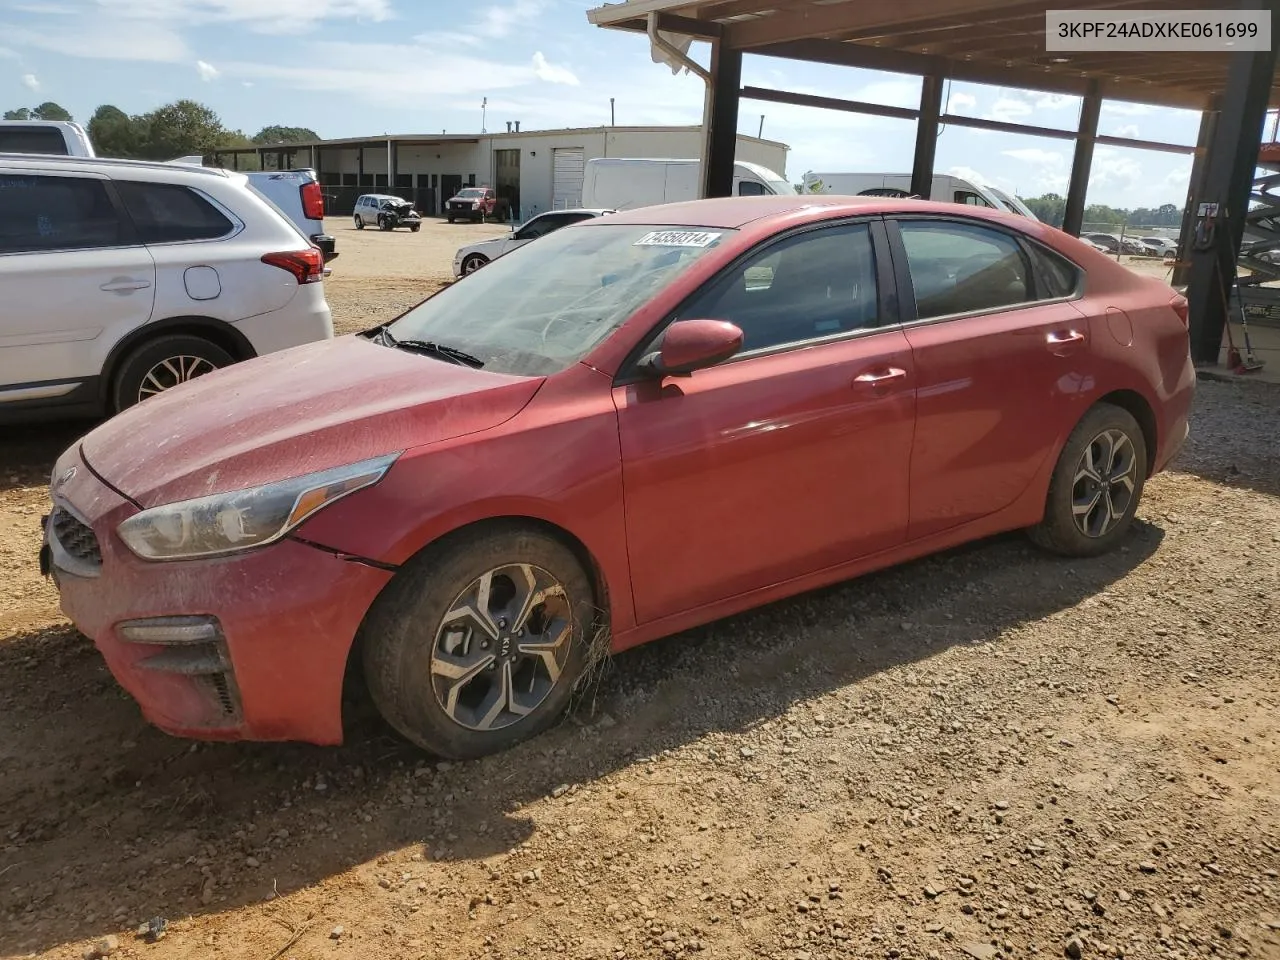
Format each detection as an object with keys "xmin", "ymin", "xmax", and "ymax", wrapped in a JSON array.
[{"xmin": 374, "ymin": 327, "xmax": 484, "ymax": 368}]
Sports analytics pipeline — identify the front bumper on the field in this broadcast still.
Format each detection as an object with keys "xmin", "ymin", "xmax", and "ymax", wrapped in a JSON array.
[{"xmin": 41, "ymin": 447, "xmax": 393, "ymax": 745}]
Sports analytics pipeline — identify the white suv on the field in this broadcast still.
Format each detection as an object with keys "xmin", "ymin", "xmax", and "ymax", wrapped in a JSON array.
[{"xmin": 0, "ymin": 154, "xmax": 334, "ymax": 422}]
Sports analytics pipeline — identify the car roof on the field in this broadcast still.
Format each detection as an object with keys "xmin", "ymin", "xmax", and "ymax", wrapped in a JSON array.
[
  {"xmin": 589, "ymin": 195, "xmax": 1037, "ymax": 230},
  {"xmin": 0, "ymin": 152, "xmax": 231, "ymax": 178},
  {"xmin": 538, "ymin": 208, "xmax": 613, "ymax": 216}
]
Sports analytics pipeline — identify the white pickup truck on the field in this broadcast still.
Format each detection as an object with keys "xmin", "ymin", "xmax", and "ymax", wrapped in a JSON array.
[{"xmin": 1, "ymin": 122, "xmax": 336, "ymax": 260}]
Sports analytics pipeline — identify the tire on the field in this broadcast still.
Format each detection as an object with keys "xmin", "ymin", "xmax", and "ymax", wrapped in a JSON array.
[
  {"xmin": 1028, "ymin": 402, "xmax": 1148, "ymax": 557},
  {"xmin": 111, "ymin": 334, "xmax": 235, "ymax": 412},
  {"xmin": 461, "ymin": 254, "xmax": 488, "ymax": 275},
  {"xmin": 447, "ymin": 214, "xmax": 456, "ymax": 224},
  {"xmin": 354, "ymin": 216, "xmax": 364, "ymax": 230},
  {"xmin": 361, "ymin": 524, "xmax": 599, "ymax": 759},
  {"xmin": 378, "ymin": 216, "xmax": 392, "ymax": 232},
  {"xmin": 409, "ymin": 223, "xmax": 421, "ymax": 233}
]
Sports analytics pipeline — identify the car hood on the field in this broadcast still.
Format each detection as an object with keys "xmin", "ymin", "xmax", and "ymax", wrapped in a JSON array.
[
  {"xmin": 80, "ymin": 336, "xmax": 544, "ymax": 508},
  {"xmin": 460, "ymin": 236, "xmax": 507, "ymax": 257}
]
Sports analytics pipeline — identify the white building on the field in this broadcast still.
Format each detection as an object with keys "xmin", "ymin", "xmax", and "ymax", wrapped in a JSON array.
[{"xmin": 213, "ymin": 125, "xmax": 790, "ymax": 220}]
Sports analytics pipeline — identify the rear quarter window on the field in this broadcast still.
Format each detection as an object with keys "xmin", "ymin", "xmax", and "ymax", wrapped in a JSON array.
[
  {"xmin": 0, "ymin": 127, "xmax": 70, "ymax": 155},
  {"xmin": 115, "ymin": 181, "xmax": 234, "ymax": 243},
  {"xmin": 1027, "ymin": 243, "xmax": 1082, "ymax": 299}
]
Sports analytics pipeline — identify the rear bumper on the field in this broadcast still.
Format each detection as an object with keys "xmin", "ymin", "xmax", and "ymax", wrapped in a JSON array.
[
  {"xmin": 311, "ymin": 233, "xmax": 338, "ymax": 261},
  {"xmin": 233, "ymin": 289, "xmax": 334, "ymax": 356}
]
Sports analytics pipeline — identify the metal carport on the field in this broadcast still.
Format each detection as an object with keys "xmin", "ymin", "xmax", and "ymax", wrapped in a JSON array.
[{"xmin": 587, "ymin": 0, "xmax": 1279, "ymax": 369}]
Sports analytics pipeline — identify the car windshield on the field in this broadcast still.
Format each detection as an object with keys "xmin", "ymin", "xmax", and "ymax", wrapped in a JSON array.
[
  {"xmin": 456, "ymin": 188, "xmax": 485, "ymax": 198},
  {"xmin": 767, "ymin": 178, "xmax": 798, "ymax": 195},
  {"xmin": 386, "ymin": 223, "xmax": 734, "ymax": 376}
]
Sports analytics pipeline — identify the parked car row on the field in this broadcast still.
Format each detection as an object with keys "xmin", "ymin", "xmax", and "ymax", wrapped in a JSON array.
[{"xmin": 1082, "ymin": 231, "xmax": 1177, "ymax": 258}]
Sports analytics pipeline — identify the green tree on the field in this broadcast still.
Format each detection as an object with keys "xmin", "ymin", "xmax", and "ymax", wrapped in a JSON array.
[
  {"xmin": 87, "ymin": 104, "xmax": 142, "ymax": 158},
  {"xmin": 3, "ymin": 107, "xmax": 31, "ymax": 120},
  {"xmin": 31, "ymin": 101, "xmax": 72, "ymax": 121},
  {"xmin": 135, "ymin": 99, "xmax": 226, "ymax": 160},
  {"xmin": 1022, "ymin": 193, "xmax": 1066, "ymax": 227},
  {"xmin": 252, "ymin": 125, "xmax": 319, "ymax": 144}
]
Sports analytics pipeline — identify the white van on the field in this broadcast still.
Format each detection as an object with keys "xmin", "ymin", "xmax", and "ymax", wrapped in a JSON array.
[
  {"xmin": 581, "ymin": 157, "xmax": 796, "ymax": 210},
  {"xmin": 801, "ymin": 171, "xmax": 1029, "ymax": 216},
  {"xmin": 0, "ymin": 120, "xmax": 95, "ymax": 157}
]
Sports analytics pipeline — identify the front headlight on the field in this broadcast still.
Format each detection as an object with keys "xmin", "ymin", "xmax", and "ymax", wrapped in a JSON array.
[{"xmin": 116, "ymin": 453, "xmax": 400, "ymax": 561}]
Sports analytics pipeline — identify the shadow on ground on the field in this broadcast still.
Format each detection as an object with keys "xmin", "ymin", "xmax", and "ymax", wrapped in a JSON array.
[{"xmin": 0, "ymin": 513, "xmax": 1165, "ymax": 955}]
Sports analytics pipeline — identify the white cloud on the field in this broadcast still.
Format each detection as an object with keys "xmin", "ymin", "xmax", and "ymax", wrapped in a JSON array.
[
  {"xmin": 0, "ymin": 47, "xmax": 17, "ymax": 59},
  {"xmin": 1002, "ymin": 148, "xmax": 1065, "ymax": 167},
  {"xmin": 196, "ymin": 59, "xmax": 219, "ymax": 81},
  {"xmin": 1114, "ymin": 123, "xmax": 1139, "ymax": 139},
  {"xmin": 1033, "ymin": 92, "xmax": 1076, "ymax": 111},
  {"xmin": 474, "ymin": 0, "xmax": 544, "ymax": 40},
  {"xmin": 21, "ymin": 72, "xmax": 39, "ymax": 90},
  {"xmin": 531, "ymin": 51, "xmax": 578, "ymax": 86},
  {"xmin": 241, "ymin": 80, "xmax": 254, "ymax": 88},
  {"xmin": 947, "ymin": 164, "xmax": 992, "ymax": 186},
  {"xmin": 985, "ymin": 97, "xmax": 1033, "ymax": 123},
  {"xmin": 947, "ymin": 91, "xmax": 977, "ymax": 114},
  {"xmin": 1089, "ymin": 147, "xmax": 1143, "ymax": 191},
  {"xmin": 1102, "ymin": 101, "xmax": 1153, "ymax": 117},
  {"xmin": 0, "ymin": 20, "xmax": 189, "ymax": 61}
]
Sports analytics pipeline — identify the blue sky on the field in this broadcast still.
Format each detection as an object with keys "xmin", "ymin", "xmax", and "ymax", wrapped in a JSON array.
[{"xmin": 1, "ymin": 0, "xmax": 1204, "ymax": 208}]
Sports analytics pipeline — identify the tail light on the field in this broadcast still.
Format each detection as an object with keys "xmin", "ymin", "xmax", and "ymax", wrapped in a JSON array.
[
  {"xmin": 1170, "ymin": 293, "xmax": 1189, "ymax": 327},
  {"xmin": 262, "ymin": 248, "xmax": 325, "ymax": 284},
  {"xmin": 301, "ymin": 180, "xmax": 324, "ymax": 221}
]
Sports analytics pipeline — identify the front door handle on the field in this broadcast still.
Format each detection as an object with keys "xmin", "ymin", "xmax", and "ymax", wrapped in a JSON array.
[
  {"xmin": 100, "ymin": 277, "xmax": 152, "ymax": 293},
  {"xmin": 854, "ymin": 367, "xmax": 908, "ymax": 385}
]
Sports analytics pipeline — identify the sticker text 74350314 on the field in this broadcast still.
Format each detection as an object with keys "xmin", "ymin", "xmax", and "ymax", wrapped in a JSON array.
[{"xmin": 633, "ymin": 230, "xmax": 723, "ymax": 248}]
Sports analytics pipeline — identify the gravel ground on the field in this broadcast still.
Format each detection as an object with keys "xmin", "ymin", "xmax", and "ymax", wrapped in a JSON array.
[{"xmin": 0, "ymin": 223, "xmax": 1277, "ymax": 960}]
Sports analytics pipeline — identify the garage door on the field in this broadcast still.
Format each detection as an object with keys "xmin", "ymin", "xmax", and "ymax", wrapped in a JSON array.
[{"xmin": 552, "ymin": 147, "xmax": 584, "ymax": 209}]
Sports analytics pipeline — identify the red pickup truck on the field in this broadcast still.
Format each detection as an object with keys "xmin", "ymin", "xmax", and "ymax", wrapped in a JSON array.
[{"xmin": 445, "ymin": 186, "xmax": 507, "ymax": 223}]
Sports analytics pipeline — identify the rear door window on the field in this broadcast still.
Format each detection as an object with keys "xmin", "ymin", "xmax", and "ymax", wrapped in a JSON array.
[
  {"xmin": 0, "ymin": 173, "xmax": 127, "ymax": 253},
  {"xmin": 115, "ymin": 181, "xmax": 234, "ymax": 243},
  {"xmin": 897, "ymin": 219, "xmax": 1032, "ymax": 319}
]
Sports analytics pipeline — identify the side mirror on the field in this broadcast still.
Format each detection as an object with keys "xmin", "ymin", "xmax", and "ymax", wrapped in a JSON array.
[{"xmin": 639, "ymin": 318, "xmax": 744, "ymax": 378}]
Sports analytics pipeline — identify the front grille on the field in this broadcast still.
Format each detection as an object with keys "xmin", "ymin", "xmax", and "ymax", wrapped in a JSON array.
[{"xmin": 51, "ymin": 507, "xmax": 102, "ymax": 566}]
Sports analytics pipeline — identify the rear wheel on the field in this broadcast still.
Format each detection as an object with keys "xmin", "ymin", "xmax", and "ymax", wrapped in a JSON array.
[
  {"xmin": 378, "ymin": 216, "xmax": 392, "ymax": 231},
  {"xmin": 361, "ymin": 525, "xmax": 598, "ymax": 759},
  {"xmin": 111, "ymin": 334, "xmax": 234, "ymax": 412},
  {"xmin": 461, "ymin": 254, "xmax": 488, "ymax": 275},
  {"xmin": 1028, "ymin": 402, "xmax": 1148, "ymax": 557},
  {"xmin": 354, "ymin": 215, "xmax": 364, "ymax": 230}
]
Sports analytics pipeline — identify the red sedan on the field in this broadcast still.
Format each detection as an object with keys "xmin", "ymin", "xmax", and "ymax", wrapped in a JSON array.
[{"xmin": 41, "ymin": 196, "xmax": 1195, "ymax": 759}]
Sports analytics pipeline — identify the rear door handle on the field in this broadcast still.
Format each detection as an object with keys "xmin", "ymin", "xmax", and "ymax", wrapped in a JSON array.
[
  {"xmin": 1047, "ymin": 330, "xmax": 1085, "ymax": 346},
  {"xmin": 100, "ymin": 278, "xmax": 152, "ymax": 293},
  {"xmin": 854, "ymin": 367, "xmax": 908, "ymax": 385}
]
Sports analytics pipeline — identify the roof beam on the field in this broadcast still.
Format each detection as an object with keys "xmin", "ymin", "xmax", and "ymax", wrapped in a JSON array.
[
  {"xmin": 741, "ymin": 84, "xmax": 920, "ymax": 119},
  {"xmin": 749, "ymin": 38, "xmax": 1212, "ymax": 109},
  {"xmin": 586, "ymin": 0, "xmax": 701, "ymax": 26},
  {"xmin": 723, "ymin": 0, "xmax": 1046, "ymax": 49}
]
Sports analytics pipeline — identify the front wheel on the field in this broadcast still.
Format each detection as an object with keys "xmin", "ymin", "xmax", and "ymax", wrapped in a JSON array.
[
  {"xmin": 461, "ymin": 254, "xmax": 488, "ymax": 275},
  {"xmin": 354, "ymin": 216, "xmax": 364, "ymax": 230},
  {"xmin": 111, "ymin": 334, "xmax": 234, "ymax": 412},
  {"xmin": 409, "ymin": 223, "xmax": 421, "ymax": 233},
  {"xmin": 361, "ymin": 525, "xmax": 599, "ymax": 759},
  {"xmin": 1028, "ymin": 402, "xmax": 1148, "ymax": 557},
  {"xmin": 378, "ymin": 216, "xmax": 392, "ymax": 232}
]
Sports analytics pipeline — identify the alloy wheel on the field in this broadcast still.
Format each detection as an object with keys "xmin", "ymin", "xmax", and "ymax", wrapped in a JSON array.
[
  {"xmin": 430, "ymin": 563, "xmax": 573, "ymax": 731},
  {"xmin": 137, "ymin": 355, "xmax": 218, "ymax": 402},
  {"xmin": 463, "ymin": 256, "xmax": 485, "ymax": 274},
  {"xmin": 1071, "ymin": 428, "xmax": 1137, "ymax": 538}
]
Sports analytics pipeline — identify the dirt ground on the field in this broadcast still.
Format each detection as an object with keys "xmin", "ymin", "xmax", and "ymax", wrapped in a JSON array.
[{"xmin": 2, "ymin": 218, "xmax": 1278, "ymax": 960}]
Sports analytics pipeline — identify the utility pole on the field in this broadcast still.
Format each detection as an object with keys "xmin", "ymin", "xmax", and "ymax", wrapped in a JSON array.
[
  {"xmin": 758, "ymin": 114, "xmax": 765, "ymax": 138},
  {"xmin": 610, "ymin": 98, "xmax": 615, "ymax": 126},
  {"xmin": 481, "ymin": 97, "xmax": 487, "ymax": 134}
]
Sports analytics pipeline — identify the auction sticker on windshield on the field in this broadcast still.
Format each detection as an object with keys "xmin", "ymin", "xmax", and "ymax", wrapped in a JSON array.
[{"xmin": 633, "ymin": 230, "xmax": 723, "ymax": 247}]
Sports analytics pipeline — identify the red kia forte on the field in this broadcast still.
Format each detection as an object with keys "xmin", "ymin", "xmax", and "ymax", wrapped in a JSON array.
[{"xmin": 41, "ymin": 195, "xmax": 1195, "ymax": 759}]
